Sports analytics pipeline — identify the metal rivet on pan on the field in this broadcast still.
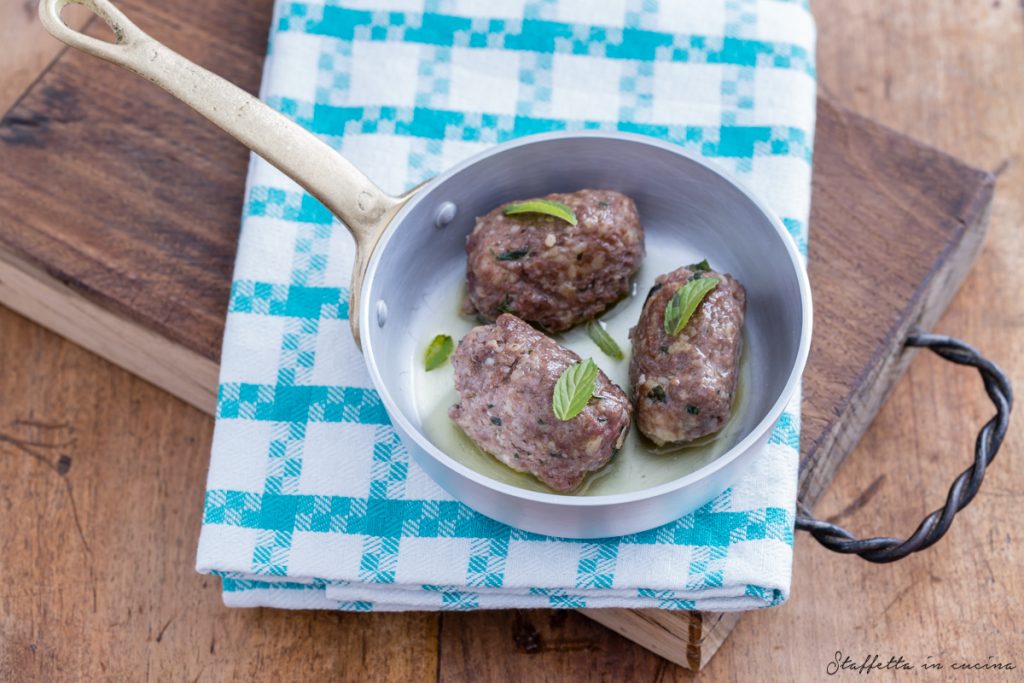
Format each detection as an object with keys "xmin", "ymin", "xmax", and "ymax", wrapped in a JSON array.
[
  {"xmin": 434, "ymin": 201, "xmax": 457, "ymax": 228},
  {"xmin": 376, "ymin": 300, "xmax": 388, "ymax": 327}
]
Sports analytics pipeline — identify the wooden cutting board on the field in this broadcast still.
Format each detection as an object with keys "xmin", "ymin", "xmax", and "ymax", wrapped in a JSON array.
[{"xmin": 0, "ymin": 1, "xmax": 993, "ymax": 671}]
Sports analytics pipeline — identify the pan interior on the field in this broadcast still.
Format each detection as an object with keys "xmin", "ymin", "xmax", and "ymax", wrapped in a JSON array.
[{"xmin": 363, "ymin": 135, "xmax": 805, "ymax": 497}]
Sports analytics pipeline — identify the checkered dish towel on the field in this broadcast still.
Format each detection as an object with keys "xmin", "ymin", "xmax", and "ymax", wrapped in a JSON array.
[{"xmin": 196, "ymin": 0, "xmax": 816, "ymax": 611}]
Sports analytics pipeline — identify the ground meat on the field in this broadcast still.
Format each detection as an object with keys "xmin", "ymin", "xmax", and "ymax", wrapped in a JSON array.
[
  {"xmin": 628, "ymin": 267, "xmax": 746, "ymax": 446},
  {"xmin": 464, "ymin": 189, "xmax": 645, "ymax": 333},
  {"xmin": 449, "ymin": 314, "xmax": 632, "ymax": 493}
]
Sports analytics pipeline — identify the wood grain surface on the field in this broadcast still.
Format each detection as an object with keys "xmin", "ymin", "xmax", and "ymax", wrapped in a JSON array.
[
  {"xmin": 0, "ymin": 1, "xmax": 89, "ymax": 114},
  {"xmin": 0, "ymin": 0, "xmax": 261, "ymax": 364},
  {"xmin": 0, "ymin": 1, "xmax": 1021, "ymax": 681}
]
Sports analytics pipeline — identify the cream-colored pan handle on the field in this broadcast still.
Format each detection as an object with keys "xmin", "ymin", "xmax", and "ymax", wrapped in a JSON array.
[{"xmin": 39, "ymin": 0, "xmax": 407, "ymax": 345}]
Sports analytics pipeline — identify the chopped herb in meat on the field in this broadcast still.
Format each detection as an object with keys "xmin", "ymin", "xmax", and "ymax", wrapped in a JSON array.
[
  {"xmin": 644, "ymin": 282, "xmax": 663, "ymax": 302},
  {"xmin": 490, "ymin": 416, "xmax": 502, "ymax": 426},
  {"xmin": 687, "ymin": 259, "xmax": 712, "ymax": 281},
  {"xmin": 495, "ymin": 247, "xmax": 530, "ymax": 261},
  {"xmin": 686, "ymin": 404, "xmax": 701, "ymax": 415},
  {"xmin": 647, "ymin": 385, "xmax": 667, "ymax": 403},
  {"xmin": 496, "ymin": 293, "xmax": 514, "ymax": 313}
]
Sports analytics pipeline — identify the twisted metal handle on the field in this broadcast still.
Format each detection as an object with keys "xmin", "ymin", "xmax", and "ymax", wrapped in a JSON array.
[{"xmin": 795, "ymin": 331, "xmax": 1013, "ymax": 563}]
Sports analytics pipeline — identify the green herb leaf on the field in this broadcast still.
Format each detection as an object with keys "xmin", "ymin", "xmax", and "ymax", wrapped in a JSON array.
[
  {"xmin": 663, "ymin": 277, "xmax": 720, "ymax": 336},
  {"xmin": 552, "ymin": 358, "xmax": 600, "ymax": 421},
  {"xmin": 688, "ymin": 259, "xmax": 711, "ymax": 273},
  {"xmin": 587, "ymin": 321, "xmax": 624, "ymax": 360},
  {"xmin": 495, "ymin": 247, "xmax": 530, "ymax": 261},
  {"xmin": 504, "ymin": 199, "xmax": 578, "ymax": 226},
  {"xmin": 424, "ymin": 334, "xmax": 454, "ymax": 371}
]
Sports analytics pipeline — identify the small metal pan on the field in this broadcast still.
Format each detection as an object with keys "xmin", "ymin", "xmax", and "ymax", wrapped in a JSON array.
[{"xmin": 41, "ymin": 0, "xmax": 812, "ymax": 538}]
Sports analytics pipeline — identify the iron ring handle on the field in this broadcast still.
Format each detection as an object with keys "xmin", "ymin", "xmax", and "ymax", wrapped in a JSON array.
[{"xmin": 794, "ymin": 330, "xmax": 1013, "ymax": 563}]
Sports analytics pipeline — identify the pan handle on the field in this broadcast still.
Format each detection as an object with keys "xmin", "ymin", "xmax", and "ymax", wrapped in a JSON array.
[
  {"xmin": 795, "ymin": 330, "xmax": 1013, "ymax": 562},
  {"xmin": 38, "ymin": 0, "xmax": 406, "ymax": 345}
]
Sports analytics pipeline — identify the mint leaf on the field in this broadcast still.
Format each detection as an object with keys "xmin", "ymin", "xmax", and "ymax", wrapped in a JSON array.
[
  {"xmin": 503, "ymin": 199, "xmax": 578, "ymax": 226},
  {"xmin": 552, "ymin": 358, "xmax": 600, "ymax": 421},
  {"xmin": 663, "ymin": 277, "xmax": 720, "ymax": 336},
  {"xmin": 587, "ymin": 320, "xmax": 624, "ymax": 361},
  {"xmin": 424, "ymin": 334, "xmax": 454, "ymax": 371}
]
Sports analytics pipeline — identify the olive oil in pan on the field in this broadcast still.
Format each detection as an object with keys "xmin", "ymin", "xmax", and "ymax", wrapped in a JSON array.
[{"xmin": 412, "ymin": 249, "xmax": 750, "ymax": 496}]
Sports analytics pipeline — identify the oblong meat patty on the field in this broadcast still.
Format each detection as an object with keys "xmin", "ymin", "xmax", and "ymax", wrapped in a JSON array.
[
  {"xmin": 464, "ymin": 189, "xmax": 645, "ymax": 333},
  {"xmin": 629, "ymin": 267, "xmax": 746, "ymax": 446},
  {"xmin": 449, "ymin": 314, "xmax": 632, "ymax": 492}
]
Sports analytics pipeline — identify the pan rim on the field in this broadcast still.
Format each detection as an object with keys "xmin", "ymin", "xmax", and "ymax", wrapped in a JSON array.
[{"xmin": 362, "ymin": 130, "xmax": 813, "ymax": 508}]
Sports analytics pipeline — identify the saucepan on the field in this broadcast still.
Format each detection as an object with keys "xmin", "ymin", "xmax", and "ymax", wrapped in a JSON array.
[
  {"xmin": 38, "ymin": 0, "xmax": 813, "ymax": 538},
  {"xmin": 44, "ymin": 0, "xmax": 821, "ymax": 540}
]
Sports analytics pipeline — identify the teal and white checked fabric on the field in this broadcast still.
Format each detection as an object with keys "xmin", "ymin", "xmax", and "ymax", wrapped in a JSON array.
[{"xmin": 196, "ymin": 0, "xmax": 816, "ymax": 612}]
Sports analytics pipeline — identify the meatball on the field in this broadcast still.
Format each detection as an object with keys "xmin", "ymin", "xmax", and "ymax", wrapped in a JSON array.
[
  {"xmin": 629, "ymin": 267, "xmax": 746, "ymax": 446},
  {"xmin": 449, "ymin": 314, "xmax": 632, "ymax": 493},
  {"xmin": 464, "ymin": 189, "xmax": 645, "ymax": 333}
]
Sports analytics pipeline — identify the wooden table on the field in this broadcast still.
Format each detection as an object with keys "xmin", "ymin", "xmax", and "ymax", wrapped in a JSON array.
[{"xmin": 1, "ymin": 2, "xmax": 1021, "ymax": 680}]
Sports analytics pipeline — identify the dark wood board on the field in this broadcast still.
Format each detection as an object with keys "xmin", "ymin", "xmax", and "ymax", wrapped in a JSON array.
[{"xmin": 0, "ymin": 0, "xmax": 994, "ymax": 671}]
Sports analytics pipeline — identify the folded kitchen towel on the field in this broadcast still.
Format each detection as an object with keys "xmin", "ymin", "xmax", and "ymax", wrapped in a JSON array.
[{"xmin": 196, "ymin": 0, "xmax": 816, "ymax": 611}]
